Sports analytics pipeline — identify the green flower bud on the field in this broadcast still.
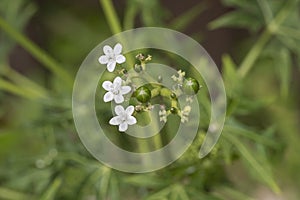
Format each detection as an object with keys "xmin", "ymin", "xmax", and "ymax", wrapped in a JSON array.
[
  {"xmin": 135, "ymin": 86, "xmax": 151, "ymax": 103},
  {"xmin": 158, "ymin": 75, "xmax": 163, "ymax": 83},
  {"xmin": 170, "ymin": 92, "xmax": 177, "ymax": 99},
  {"xmin": 134, "ymin": 64, "xmax": 143, "ymax": 73},
  {"xmin": 170, "ymin": 107, "xmax": 178, "ymax": 114},
  {"xmin": 182, "ymin": 77, "xmax": 200, "ymax": 95}
]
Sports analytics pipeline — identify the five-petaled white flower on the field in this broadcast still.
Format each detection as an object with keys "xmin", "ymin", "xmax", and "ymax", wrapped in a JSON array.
[
  {"xmin": 102, "ymin": 76, "xmax": 131, "ymax": 104},
  {"xmin": 109, "ymin": 105, "xmax": 137, "ymax": 132},
  {"xmin": 98, "ymin": 43, "xmax": 126, "ymax": 72}
]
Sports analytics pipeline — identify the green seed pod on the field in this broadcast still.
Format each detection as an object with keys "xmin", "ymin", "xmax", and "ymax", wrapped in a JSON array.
[
  {"xmin": 157, "ymin": 75, "xmax": 163, "ymax": 83},
  {"xmin": 134, "ymin": 64, "xmax": 143, "ymax": 73},
  {"xmin": 182, "ymin": 77, "xmax": 200, "ymax": 95},
  {"xmin": 170, "ymin": 92, "xmax": 177, "ymax": 99},
  {"xmin": 135, "ymin": 86, "xmax": 151, "ymax": 103},
  {"xmin": 170, "ymin": 107, "xmax": 177, "ymax": 114}
]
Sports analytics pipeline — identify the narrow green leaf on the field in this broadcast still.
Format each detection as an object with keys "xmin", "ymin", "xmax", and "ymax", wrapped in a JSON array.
[
  {"xmin": 0, "ymin": 16, "xmax": 73, "ymax": 86},
  {"xmin": 213, "ymin": 186, "xmax": 255, "ymax": 200},
  {"xmin": 0, "ymin": 78, "xmax": 37, "ymax": 99},
  {"xmin": 99, "ymin": 0, "xmax": 122, "ymax": 34},
  {"xmin": 256, "ymin": 0, "xmax": 273, "ymax": 23},
  {"xmin": 123, "ymin": 0, "xmax": 138, "ymax": 30},
  {"xmin": 40, "ymin": 178, "xmax": 62, "ymax": 200},
  {"xmin": 2, "ymin": 66, "xmax": 49, "ymax": 99},
  {"xmin": 224, "ymin": 133, "xmax": 281, "ymax": 194},
  {"xmin": 276, "ymin": 48, "xmax": 291, "ymax": 99},
  {"xmin": 0, "ymin": 187, "xmax": 33, "ymax": 200},
  {"xmin": 145, "ymin": 186, "xmax": 172, "ymax": 200},
  {"xmin": 99, "ymin": 167, "xmax": 111, "ymax": 199},
  {"xmin": 208, "ymin": 11, "xmax": 262, "ymax": 32},
  {"xmin": 223, "ymin": 124, "xmax": 277, "ymax": 147},
  {"xmin": 124, "ymin": 174, "xmax": 168, "ymax": 188},
  {"xmin": 109, "ymin": 173, "xmax": 120, "ymax": 200}
]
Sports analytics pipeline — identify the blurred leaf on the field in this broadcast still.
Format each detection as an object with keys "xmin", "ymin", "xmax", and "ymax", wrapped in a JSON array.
[
  {"xmin": 256, "ymin": 0, "xmax": 273, "ymax": 23},
  {"xmin": 170, "ymin": 185, "xmax": 189, "ymax": 200},
  {"xmin": 276, "ymin": 48, "xmax": 292, "ymax": 99},
  {"xmin": 109, "ymin": 173, "xmax": 120, "ymax": 200},
  {"xmin": 0, "ymin": 187, "xmax": 34, "ymax": 200},
  {"xmin": 123, "ymin": 0, "xmax": 139, "ymax": 30},
  {"xmin": 213, "ymin": 186, "xmax": 255, "ymax": 200},
  {"xmin": 0, "ymin": 0, "xmax": 36, "ymax": 62},
  {"xmin": 222, "ymin": 54, "xmax": 241, "ymax": 97},
  {"xmin": 40, "ymin": 178, "xmax": 62, "ymax": 200},
  {"xmin": 98, "ymin": 167, "xmax": 111, "ymax": 199},
  {"xmin": 0, "ymin": 78, "xmax": 38, "ymax": 100},
  {"xmin": 224, "ymin": 133, "xmax": 281, "ymax": 194},
  {"xmin": 223, "ymin": 123, "xmax": 277, "ymax": 147},
  {"xmin": 124, "ymin": 174, "xmax": 169, "ymax": 188},
  {"xmin": 208, "ymin": 11, "xmax": 263, "ymax": 32},
  {"xmin": 222, "ymin": 0, "xmax": 259, "ymax": 10},
  {"xmin": 145, "ymin": 186, "xmax": 172, "ymax": 200},
  {"xmin": 169, "ymin": 2, "xmax": 206, "ymax": 31}
]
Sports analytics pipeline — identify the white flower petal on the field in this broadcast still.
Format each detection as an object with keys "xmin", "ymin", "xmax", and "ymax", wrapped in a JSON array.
[
  {"xmin": 114, "ymin": 94, "xmax": 124, "ymax": 104},
  {"xmin": 116, "ymin": 55, "xmax": 126, "ymax": 64},
  {"xmin": 114, "ymin": 105, "xmax": 124, "ymax": 115},
  {"xmin": 103, "ymin": 92, "xmax": 114, "ymax": 102},
  {"xmin": 98, "ymin": 55, "xmax": 108, "ymax": 64},
  {"xmin": 102, "ymin": 81, "xmax": 112, "ymax": 91},
  {"xmin": 127, "ymin": 116, "xmax": 136, "ymax": 125},
  {"xmin": 113, "ymin": 76, "xmax": 122, "ymax": 85},
  {"xmin": 107, "ymin": 61, "xmax": 116, "ymax": 72},
  {"xmin": 119, "ymin": 122, "xmax": 128, "ymax": 132},
  {"xmin": 120, "ymin": 86, "xmax": 131, "ymax": 95},
  {"xmin": 125, "ymin": 105, "xmax": 135, "ymax": 115},
  {"xmin": 103, "ymin": 45, "xmax": 113, "ymax": 55},
  {"xmin": 109, "ymin": 116, "xmax": 121, "ymax": 125},
  {"xmin": 114, "ymin": 43, "xmax": 122, "ymax": 54}
]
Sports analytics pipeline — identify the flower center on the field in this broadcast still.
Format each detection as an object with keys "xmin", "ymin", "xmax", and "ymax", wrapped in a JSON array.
[
  {"xmin": 108, "ymin": 53, "xmax": 115, "ymax": 62},
  {"xmin": 110, "ymin": 84, "xmax": 121, "ymax": 95},
  {"xmin": 120, "ymin": 112, "xmax": 128, "ymax": 122}
]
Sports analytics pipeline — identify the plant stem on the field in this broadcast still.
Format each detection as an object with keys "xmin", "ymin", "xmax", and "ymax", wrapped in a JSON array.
[
  {"xmin": 2, "ymin": 65, "xmax": 49, "ymax": 99},
  {"xmin": 0, "ymin": 16, "xmax": 73, "ymax": 87},
  {"xmin": 99, "ymin": 0, "xmax": 122, "ymax": 34},
  {"xmin": 237, "ymin": 30, "xmax": 271, "ymax": 78},
  {"xmin": 0, "ymin": 78, "xmax": 39, "ymax": 99},
  {"xmin": 99, "ymin": 0, "xmax": 135, "ymax": 66}
]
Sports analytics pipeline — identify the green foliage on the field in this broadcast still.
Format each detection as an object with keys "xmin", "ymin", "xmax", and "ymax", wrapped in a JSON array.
[{"xmin": 0, "ymin": 0, "xmax": 300, "ymax": 199}]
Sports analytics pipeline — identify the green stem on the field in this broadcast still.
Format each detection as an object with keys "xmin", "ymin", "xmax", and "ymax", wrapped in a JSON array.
[
  {"xmin": 99, "ymin": 0, "xmax": 136, "ymax": 67},
  {"xmin": 0, "ymin": 78, "xmax": 38, "ymax": 99},
  {"xmin": 123, "ymin": 2, "xmax": 138, "ymax": 30},
  {"xmin": 2, "ymin": 65, "xmax": 49, "ymax": 99},
  {"xmin": 0, "ymin": 187, "xmax": 33, "ymax": 200},
  {"xmin": 99, "ymin": 0, "xmax": 122, "ymax": 34},
  {"xmin": 0, "ymin": 16, "xmax": 73, "ymax": 86},
  {"xmin": 237, "ymin": 30, "xmax": 271, "ymax": 78}
]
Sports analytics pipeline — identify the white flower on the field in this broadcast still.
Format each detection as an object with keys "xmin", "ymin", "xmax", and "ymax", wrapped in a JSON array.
[
  {"xmin": 180, "ymin": 105, "xmax": 191, "ymax": 123},
  {"xmin": 109, "ymin": 105, "xmax": 137, "ymax": 132},
  {"xmin": 102, "ymin": 76, "xmax": 131, "ymax": 103},
  {"xmin": 98, "ymin": 43, "xmax": 126, "ymax": 72},
  {"xmin": 186, "ymin": 96, "xmax": 194, "ymax": 103},
  {"xmin": 159, "ymin": 107, "xmax": 168, "ymax": 123},
  {"xmin": 171, "ymin": 70, "xmax": 185, "ymax": 83}
]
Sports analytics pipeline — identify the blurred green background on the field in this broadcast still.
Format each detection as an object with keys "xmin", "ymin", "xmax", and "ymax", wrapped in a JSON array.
[{"xmin": 1, "ymin": 0, "xmax": 300, "ymax": 199}]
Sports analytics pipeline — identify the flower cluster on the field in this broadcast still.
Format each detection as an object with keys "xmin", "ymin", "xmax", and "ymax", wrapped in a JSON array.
[
  {"xmin": 99, "ymin": 43, "xmax": 136, "ymax": 132},
  {"xmin": 98, "ymin": 43, "xmax": 201, "ymax": 132}
]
